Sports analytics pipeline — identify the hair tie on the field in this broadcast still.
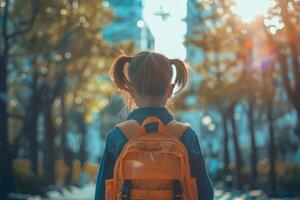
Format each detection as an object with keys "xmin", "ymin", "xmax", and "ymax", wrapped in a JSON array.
[{"xmin": 124, "ymin": 56, "xmax": 132, "ymax": 64}]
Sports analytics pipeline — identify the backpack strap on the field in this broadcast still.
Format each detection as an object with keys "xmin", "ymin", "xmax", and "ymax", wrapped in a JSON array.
[
  {"xmin": 166, "ymin": 120, "xmax": 191, "ymax": 139},
  {"xmin": 116, "ymin": 119, "xmax": 191, "ymax": 140},
  {"xmin": 116, "ymin": 120, "xmax": 140, "ymax": 140}
]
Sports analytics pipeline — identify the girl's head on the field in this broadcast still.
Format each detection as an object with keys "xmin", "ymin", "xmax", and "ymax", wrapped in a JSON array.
[{"xmin": 110, "ymin": 51, "xmax": 188, "ymax": 109}]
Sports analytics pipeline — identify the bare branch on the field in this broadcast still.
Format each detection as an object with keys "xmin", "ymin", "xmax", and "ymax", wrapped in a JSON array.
[
  {"xmin": 7, "ymin": 0, "xmax": 40, "ymax": 39},
  {"xmin": 277, "ymin": 52, "xmax": 296, "ymax": 103}
]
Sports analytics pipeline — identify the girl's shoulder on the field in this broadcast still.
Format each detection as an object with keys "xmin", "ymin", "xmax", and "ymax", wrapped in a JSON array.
[
  {"xmin": 180, "ymin": 126, "xmax": 198, "ymax": 141},
  {"xmin": 106, "ymin": 127, "xmax": 126, "ymax": 142},
  {"xmin": 180, "ymin": 127, "xmax": 203, "ymax": 158},
  {"xmin": 106, "ymin": 127, "xmax": 127, "ymax": 158}
]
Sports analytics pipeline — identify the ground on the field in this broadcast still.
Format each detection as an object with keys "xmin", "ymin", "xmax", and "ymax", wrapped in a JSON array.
[{"xmin": 7, "ymin": 185, "xmax": 300, "ymax": 200}]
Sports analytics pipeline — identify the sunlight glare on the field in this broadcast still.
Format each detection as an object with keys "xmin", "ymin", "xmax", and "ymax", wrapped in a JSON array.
[{"xmin": 233, "ymin": 0, "xmax": 274, "ymax": 22}]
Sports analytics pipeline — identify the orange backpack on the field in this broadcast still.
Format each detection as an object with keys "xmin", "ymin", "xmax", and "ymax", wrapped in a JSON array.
[{"xmin": 105, "ymin": 116, "xmax": 198, "ymax": 200}]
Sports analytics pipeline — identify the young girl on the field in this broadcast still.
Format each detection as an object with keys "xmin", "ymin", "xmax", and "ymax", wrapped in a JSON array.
[{"xmin": 94, "ymin": 51, "xmax": 214, "ymax": 200}]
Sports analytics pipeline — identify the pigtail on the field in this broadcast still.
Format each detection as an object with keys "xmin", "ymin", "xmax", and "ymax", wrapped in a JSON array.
[
  {"xmin": 110, "ymin": 55, "xmax": 132, "ymax": 92},
  {"xmin": 170, "ymin": 58, "xmax": 189, "ymax": 94}
]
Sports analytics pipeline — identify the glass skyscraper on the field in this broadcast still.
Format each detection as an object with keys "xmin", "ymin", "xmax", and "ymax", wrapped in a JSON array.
[{"xmin": 102, "ymin": 0, "xmax": 154, "ymax": 50}]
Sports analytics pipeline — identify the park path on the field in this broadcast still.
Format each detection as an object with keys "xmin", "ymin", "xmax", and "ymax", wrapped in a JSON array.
[
  {"xmin": 11, "ymin": 184, "xmax": 298, "ymax": 200},
  {"xmin": 45, "ymin": 184, "xmax": 95, "ymax": 200},
  {"xmin": 45, "ymin": 184, "xmax": 269, "ymax": 200}
]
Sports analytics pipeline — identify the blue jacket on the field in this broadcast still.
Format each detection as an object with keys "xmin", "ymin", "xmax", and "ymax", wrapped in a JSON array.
[{"xmin": 94, "ymin": 107, "xmax": 214, "ymax": 200}]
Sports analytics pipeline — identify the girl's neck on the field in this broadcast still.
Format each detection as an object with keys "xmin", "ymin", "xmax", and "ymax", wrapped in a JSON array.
[{"xmin": 135, "ymin": 96, "xmax": 167, "ymax": 108}]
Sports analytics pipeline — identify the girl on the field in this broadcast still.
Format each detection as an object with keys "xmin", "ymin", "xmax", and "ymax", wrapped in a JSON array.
[{"xmin": 94, "ymin": 51, "xmax": 214, "ymax": 200}]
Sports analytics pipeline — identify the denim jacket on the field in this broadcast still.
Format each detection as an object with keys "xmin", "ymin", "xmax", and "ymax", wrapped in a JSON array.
[{"xmin": 94, "ymin": 107, "xmax": 214, "ymax": 200}]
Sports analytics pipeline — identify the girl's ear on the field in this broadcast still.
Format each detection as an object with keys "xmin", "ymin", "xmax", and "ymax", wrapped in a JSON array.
[{"xmin": 166, "ymin": 84, "xmax": 175, "ymax": 98}]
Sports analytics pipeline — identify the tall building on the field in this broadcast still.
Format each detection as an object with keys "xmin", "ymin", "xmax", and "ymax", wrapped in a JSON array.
[
  {"xmin": 102, "ymin": 0, "xmax": 154, "ymax": 50},
  {"xmin": 175, "ymin": 0, "xmax": 206, "ymax": 110},
  {"xmin": 185, "ymin": 0, "xmax": 206, "ymax": 68}
]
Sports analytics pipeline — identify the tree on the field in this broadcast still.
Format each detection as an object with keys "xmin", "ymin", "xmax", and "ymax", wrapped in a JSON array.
[
  {"xmin": 17, "ymin": 0, "xmax": 115, "ymax": 185},
  {"xmin": 238, "ymin": 29, "xmax": 261, "ymax": 189},
  {"xmin": 3, "ymin": 0, "xmax": 127, "ymax": 188},
  {"xmin": 0, "ymin": 0, "xmax": 39, "ymax": 196},
  {"xmin": 186, "ymin": 0, "xmax": 247, "ymax": 189},
  {"xmin": 267, "ymin": 0, "xmax": 300, "ymax": 137},
  {"xmin": 252, "ymin": 18, "xmax": 279, "ymax": 194}
]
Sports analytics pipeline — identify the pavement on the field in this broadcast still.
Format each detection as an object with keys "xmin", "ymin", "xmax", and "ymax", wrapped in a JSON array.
[
  {"xmin": 7, "ymin": 184, "xmax": 300, "ymax": 200},
  {"xmin": 45, "ymin": 184, "xmax": 95, "ymax": 200}
]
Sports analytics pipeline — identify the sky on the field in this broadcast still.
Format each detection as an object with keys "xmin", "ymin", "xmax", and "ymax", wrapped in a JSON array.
[
  {"xmin": 233, "ymin": 0, "xmax": 275, "ymax": 22},
  {"xmin": 143, "ymin": 0, "xmax": 274, "ymax": 59},
  {"xmin": 143, "ymin": 0, "xmax": 187, "ymax": 60}
]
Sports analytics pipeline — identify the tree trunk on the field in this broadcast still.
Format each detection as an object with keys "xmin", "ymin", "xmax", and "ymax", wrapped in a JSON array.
[
  {"xmin": 222, "ymin": 113, "xmax": 230, "ymax": 177},
  {"xmin": 79, "ymin": 112, "xmax": 87, "ymax": 166},
  {"xmin": 229, "ymin": 104, "xmax": 243, "ymax": 189},
  {"xmin": 60, "ymin": 70, "xmax": 73, "ymax": 185},
  {"xmin": 267, "ymin": 99, "xmax": 277, "ymax": 195},
  {"xmin": 261, "ymin": 59, "xmax": 277, "ymax": 195},
  {"xmin": 23, "ymin": 63, "xmax": 41, "ymax": 174},
  {"xmin": 278, "ymin": 0, "xmax": 300, "ymax": 89},
  {"xmin": 294, "ymin": 103, "xmax": 300, "ymax": 138},
  {"xmin": 0, "ymin": 0, "xmax": 39, "ymax": 195},
  {"xmin": 0, "ymin": 54, "xmax": 16, "ymax": 198},
  {"xmin": 248, "ymin": 101, "xmax": 257, "ymax": 189},
  {"xmin": 43, "ymin": 98, "xmax": 56, "ymax": 185},
  {"xmin": 22, "ymin": 88, "xmax": 41, "ymax": 174},
  {"xmin": 65, "ymin": 148, "xmax": 73, "ymax": 185},
  {"xmin": 0, "ymin": 2, "xmax": 16, "ymax": 195},
  {"xmin": 28, "ymin": 108, "xmax": 39, "ymax": 174}
]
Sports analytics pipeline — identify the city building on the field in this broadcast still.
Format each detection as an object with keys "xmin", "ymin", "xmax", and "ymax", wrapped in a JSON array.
[
  {"xmin": 102, "ymin": 0, "xmax": 154, "ymax": 50},
  {"xmin": 185, "ymin": 0, "xmax": 206, "ymax": 68}
]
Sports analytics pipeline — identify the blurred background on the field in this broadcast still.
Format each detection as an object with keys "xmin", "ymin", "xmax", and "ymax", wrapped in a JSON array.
[{"xmin": 0, "ymin": 0, "xmax": 300, "ymax": 199}]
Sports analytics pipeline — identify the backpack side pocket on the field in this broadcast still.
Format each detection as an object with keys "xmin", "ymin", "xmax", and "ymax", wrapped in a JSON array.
[
  {"xmin": 105, "ymin": 179, "xmax": 115, "ymax": 200},
  {"xmin": 189, "ymin": 178, "xmax": 198, "ymax": 200}
]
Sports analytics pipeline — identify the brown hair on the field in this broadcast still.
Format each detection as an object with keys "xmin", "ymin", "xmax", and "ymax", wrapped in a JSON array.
[{"xmin": 110, "ymin": 51, "xmax": 188, "ymax": 104}]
